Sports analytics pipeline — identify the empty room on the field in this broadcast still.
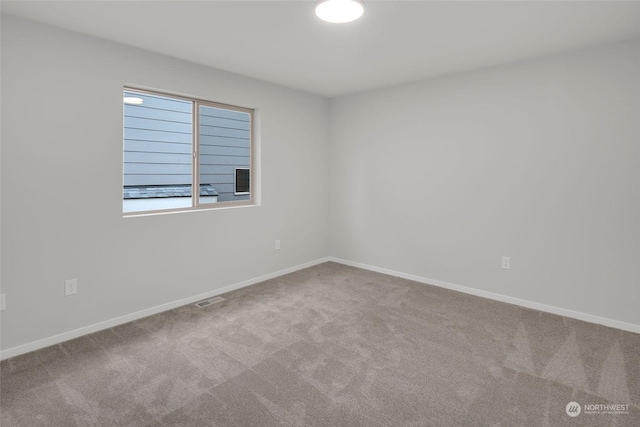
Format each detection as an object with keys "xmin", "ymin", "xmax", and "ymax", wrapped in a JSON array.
[{"xmin": 1, "ymin": 1, "xmax": 639, "ymax": 426}]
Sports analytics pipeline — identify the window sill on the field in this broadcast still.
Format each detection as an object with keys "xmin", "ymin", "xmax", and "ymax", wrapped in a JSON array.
[{"xmin": 123, "ymin": 200, "xmax": 258, "ymax": 218}]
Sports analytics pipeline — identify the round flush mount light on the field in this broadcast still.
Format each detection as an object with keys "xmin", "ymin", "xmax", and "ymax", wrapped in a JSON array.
[
  {"xmin": 315, "ymin": 0, "xmax": 364, "ymax": 24},
  {"xmin": 123, "ymin": 97, "xmax": 144, "ymax": 105}
]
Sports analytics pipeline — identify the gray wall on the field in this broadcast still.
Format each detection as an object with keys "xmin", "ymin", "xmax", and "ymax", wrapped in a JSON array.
[
  {"xmin": 329, "ymin": 39, "xmax": 640, "ymax": 327},
  {"xmin": 1, "ymin": 15, "xmax": 330, "ymax": 351}
]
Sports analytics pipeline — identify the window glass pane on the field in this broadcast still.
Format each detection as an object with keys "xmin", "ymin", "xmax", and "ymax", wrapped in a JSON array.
[
  {"xmin": 123, "ymin": 90, "xmax": 193, "ymax": 213},
  {"xmin": 198, "ymin": 104, "xmax": 251, "ymax": 205},
  {"xmin": 235, "ymin": 168, "xmax": 250, "ymax": 194}
]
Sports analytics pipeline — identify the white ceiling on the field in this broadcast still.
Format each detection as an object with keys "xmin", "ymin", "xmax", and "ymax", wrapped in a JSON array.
[{"xmin": 2, "ymin": 0, "xmax": 640, "ymax": 97}]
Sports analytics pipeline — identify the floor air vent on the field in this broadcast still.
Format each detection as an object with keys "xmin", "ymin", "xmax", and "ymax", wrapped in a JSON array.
[{"xmin": 194, "ymin": 296, "xmax": 225, "ymax": 308}]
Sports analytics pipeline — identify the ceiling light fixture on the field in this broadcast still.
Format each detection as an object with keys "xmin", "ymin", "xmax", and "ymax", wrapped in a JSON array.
[
  {"xmin": 123, "ymin": 97, "xmax": 144, "ymax": 105},
  {"xmin": 315, "ymin": 0, "xmax": 364, "ymax": 24}
]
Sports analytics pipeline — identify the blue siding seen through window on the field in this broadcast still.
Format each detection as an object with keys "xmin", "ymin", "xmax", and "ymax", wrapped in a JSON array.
[
  {"xmin": 124, "ymin": 91, "xmax": 193, "ymax": 187},
  {"xmin": 199, "ymin": 104, "xmax": 250, "ymax": 203}
]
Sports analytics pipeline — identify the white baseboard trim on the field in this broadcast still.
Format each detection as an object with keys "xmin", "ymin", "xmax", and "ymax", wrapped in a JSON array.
[
  {"xmin": 0, "ymin": 257, "xmax": 331, "ymax": 361},
  {"xmin": 328, "ymin": 257, "xmax": 640, "ymax": 334}
]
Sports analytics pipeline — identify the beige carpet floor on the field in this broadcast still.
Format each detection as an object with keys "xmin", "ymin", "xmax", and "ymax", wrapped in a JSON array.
[{"xmin": 1, "ymin": 262, "xmax": 639, "ymax": 426}]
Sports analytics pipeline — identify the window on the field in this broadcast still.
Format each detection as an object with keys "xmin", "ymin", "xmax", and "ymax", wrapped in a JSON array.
[
  {"xmin": 235, "ymin": 168, "xmax": 250, "ymax": 195},
  {"xmin": 123, "ymin": 88, "xmax": 253, "ymax": 214}
]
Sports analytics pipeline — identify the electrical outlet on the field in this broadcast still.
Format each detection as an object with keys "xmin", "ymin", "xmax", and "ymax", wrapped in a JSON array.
[
  {"xmin": 0, "ymin": 294, "xmax": 6, "ymax": 311},
  {"xmin": 501, "ymin": 256, "xmax": 511, "ymax": 270},
  {"xmin": 275, "ymin": 240, "xmax": 281, "ymax": 250},
  {"xmin": 65, "ymin": 279, "xmax": 78, "ymax": 296}
]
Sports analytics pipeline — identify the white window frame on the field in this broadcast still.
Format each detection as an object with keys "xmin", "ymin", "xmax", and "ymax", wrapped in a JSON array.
[{"xmin": 123, "ymin": 87, "xmax": 255, "ymax": 216}]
